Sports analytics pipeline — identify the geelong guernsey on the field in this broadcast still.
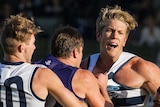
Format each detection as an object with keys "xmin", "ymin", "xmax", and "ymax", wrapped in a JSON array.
[
  {"xmin": 88, "ymin": 52, "xmax": 150, "ymax": 107},
  {"xmin": 0, "ymin": 61, "xmax": 46, "ymax": 107}
]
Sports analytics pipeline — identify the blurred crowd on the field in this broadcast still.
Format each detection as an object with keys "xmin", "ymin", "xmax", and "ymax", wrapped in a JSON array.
[{"xmin": 0, "ymin": 0, "xmax": 160, "ymax": 66}]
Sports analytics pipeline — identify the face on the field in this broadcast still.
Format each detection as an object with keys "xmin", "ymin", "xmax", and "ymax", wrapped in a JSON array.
[
  {"xmin": 23, "ymin": 34, "xmax": 36, "ymax": 63},
  {"xmin": 97, "ymin": 19, "xmax": 128, "ymax": 58}
]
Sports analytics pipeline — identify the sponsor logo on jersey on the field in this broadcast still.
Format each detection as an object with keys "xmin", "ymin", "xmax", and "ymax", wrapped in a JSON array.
[
  {"xmin": 45, "ymin": 60, "xmax": 51, "ymax": 65},
  {"xmin": 107, "ymin": 85, "xmax": 120, "ymax": 91},
  {"xmin": 107, "ymin": 85, "xmax": 120, "ymax": 99}
]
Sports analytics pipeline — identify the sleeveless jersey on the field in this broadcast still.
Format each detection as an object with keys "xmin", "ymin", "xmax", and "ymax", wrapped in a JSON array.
[
  {"xmin": 88, "ymin": 52, "xmax": 150, "ymax": 107},
  {"xmin": 0, "ymin": 61, "xmax": 46, "ymax": 107},
  {"xmin": 35, "ymin": 55, "xmax": 85, "ymax": 107}
]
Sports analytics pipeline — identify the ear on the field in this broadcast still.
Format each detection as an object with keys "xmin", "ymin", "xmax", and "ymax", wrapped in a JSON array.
[
  {"xmin": 18, "ymin": 43, "xmax": 25, "ymax": 53},
  {"xmin": 123, "ymin": 36, "xmax": 128, "ymax": 47},
  {"xmin": 96, "ymin": 32, "xmax": 101, "ymax": 42},
  {"xmin": 73, "ymin": 48, "xmax": 78, "ymax": 58}
]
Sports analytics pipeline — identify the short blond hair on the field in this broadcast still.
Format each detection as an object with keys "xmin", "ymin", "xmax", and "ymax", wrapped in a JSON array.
[
  {"xmin": 96, "ymin": 5, "xmax": 138, "ymax": 35},
  {"xmin": 0, "ymin": 14, "xmax": 42, "ymax": 54}
]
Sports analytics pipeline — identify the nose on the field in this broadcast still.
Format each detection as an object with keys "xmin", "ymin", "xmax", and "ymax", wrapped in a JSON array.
[{"xmin": 111, "ymin": 30, "xmax": 118, "ymax": 38}]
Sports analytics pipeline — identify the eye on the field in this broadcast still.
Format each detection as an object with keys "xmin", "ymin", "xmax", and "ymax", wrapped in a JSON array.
[
  {"xmin": 118, "ymin": 31, "xmax": 124, "ymax": 35},
  {"xmin": 106, "ymin": 28, "xmax": 112, "ymax": 32},
  {"xmin": 119, "ymin": 32, "xmax": 123, "ymax": 35}
]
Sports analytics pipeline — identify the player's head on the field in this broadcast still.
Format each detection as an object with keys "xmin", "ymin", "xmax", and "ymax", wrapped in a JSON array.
[
  {"xmin": 96, "ymin": 5, "xmax": 137, "ymax": 36},
  {"xmin": 0, "ymin": 14, "xmax": 42, "ymax": 55},
  {"xmin": 51, "ymin": 26, "xmax": 84, "ymax": 58}
]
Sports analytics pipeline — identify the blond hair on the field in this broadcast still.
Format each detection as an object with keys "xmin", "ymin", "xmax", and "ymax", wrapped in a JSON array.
[
  {"xmin": 0, "ymin": 14, "xmax": 42, "ymax": 54},
  {"xmin": 96, "ymin": 5, "xmax": 138, "ymax": 35}
]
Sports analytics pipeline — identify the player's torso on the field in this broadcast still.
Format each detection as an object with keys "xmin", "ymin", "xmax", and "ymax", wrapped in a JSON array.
[
  {"xmin": 94, "ymin": 62, "xmax": 149, "ymax": 106},
  {"xmin": 0, "ymin": 62, "xmax": 45, "ymax": 107},
  {"xmin": 88, "ymin": 52, "xmax": 150, "ymax": 107}
]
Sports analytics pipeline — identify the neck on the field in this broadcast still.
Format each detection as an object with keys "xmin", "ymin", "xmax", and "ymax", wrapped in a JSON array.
[
  {"xmin": 4, "ymin": 54, "xmax": 26, "ymax": 63},
  {"xmin": 97, "ymin": 53, "xmax": 120, "ymax": 72},
  {"xmin": 57, "ymin": 57, "xmax": 79, "ymax": 67},
  {"xmin": 97, "ymin": 58, "xmax": 112, "ymax": 73}
]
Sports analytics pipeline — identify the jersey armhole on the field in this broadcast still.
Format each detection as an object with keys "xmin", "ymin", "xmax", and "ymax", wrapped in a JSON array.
[{"xmin": 30, "ymin": 67, "xmax": 46, "ymax": 101}]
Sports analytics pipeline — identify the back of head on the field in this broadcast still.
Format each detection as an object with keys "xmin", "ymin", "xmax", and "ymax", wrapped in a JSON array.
[
  {"xmin": 51, "ymin": 26, "xmax": 84, "ymax": 58},
  {"xmin": 0, "ymin": 14, "xmax": 42, "ymax": 54},
  {"xmin": 96, "ymin": 5, "xmax": 138, "ymax": 35}
]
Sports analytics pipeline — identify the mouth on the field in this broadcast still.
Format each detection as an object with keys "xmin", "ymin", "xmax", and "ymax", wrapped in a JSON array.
[{"xmin": 107, "ymin": 43, "xmax": 118, "ymax": 48}]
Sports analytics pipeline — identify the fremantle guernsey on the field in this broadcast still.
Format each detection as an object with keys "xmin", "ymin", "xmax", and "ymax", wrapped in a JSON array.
[
  {"xmin": 88, "ymin": 52, "xmax": 150, "ymax": 107},
  {"xmin": 0, "ymin": 61, "xmax": 46, "ymax": 107},
  {"xmin": 35, "ymin": 55, "xmax": 85, "ymax": 107}
]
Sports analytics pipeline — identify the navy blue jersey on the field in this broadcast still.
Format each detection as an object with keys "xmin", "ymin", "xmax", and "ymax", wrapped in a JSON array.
[{"xmin": 35, "ymin": 55, "xmax": 85, "ymax": 107}]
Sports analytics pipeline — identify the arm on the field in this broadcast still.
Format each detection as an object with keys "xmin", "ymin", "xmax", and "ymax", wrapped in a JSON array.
[
  {"xmin": 135, "ymin": 58, "xmax": 160, "ymax": 95},
  {"xmin": 80, "ymin": 58, "xmax": 113, "ymax": 106},
  {"xmin": 77, "ymin": 69, "xmax": 113, "ymax": 107},
  {"xmin": 33, "ymin": 68, "xmax": 87, "ymax": 107}
]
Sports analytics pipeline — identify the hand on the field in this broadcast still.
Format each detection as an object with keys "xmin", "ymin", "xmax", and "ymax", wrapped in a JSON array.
[
  {"xmin": 95, "ymin": 73, "xmax": 113, "ymax": 106},
  {"xmin": 95, "ymin": 73, "xmax": 108, "ymax": 90}
]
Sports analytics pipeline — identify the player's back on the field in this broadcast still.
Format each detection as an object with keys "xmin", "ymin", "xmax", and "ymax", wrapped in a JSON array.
[{"xmin": 0, "ymin": 61, "xmax": 45, "ymax": 107}]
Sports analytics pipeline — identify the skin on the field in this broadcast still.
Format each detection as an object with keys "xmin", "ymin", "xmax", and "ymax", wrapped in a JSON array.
[
  {"xmin": 57, "ymin": 46, "xmax": 113, "ymax": 107},
  {"xmin": 3, "ymin": 34, "xmax": 87, "ymax": 107},
  {"xmin": 153, "ymin": 90, "xmax": 160, "ymax": 107},
  {"xmin": 81, "ymin": 19, "xmax": 160, "ymax": 100}
]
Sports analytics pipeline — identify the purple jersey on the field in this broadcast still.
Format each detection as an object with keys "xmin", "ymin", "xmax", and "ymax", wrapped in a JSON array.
[{"xmin": 34, "ymin": 55, "xmax": 85, "ymax": 106}]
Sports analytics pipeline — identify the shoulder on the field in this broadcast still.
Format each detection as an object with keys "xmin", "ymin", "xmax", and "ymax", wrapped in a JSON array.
[
  {"xmin": 131, "ymin": 56, "xmax": 160, "ymax": 79},
  {"xmin": 32, "ymin": 66, "xmax": 61, "ymax": 89},
  {"xmin": 76, "ymin": 69, "xmax": 98, "ymax": 84},
  {"xmin": 33, "ymin": 67, "xmax": 62, "ymax": 89},
  {"xmin": 74, "ymin": 68, "xmax": 100, "ymax": 96},
  {"xmin": 32, "ymin": 67, "xmax": 63, "ymax": 99},
  {"xmin": 131, "ymin": 56, "xmax": 159, "ymax": 70},
  {"xmin": 36, "ymin": 67, "xmax": 57, "ymax": 79}
]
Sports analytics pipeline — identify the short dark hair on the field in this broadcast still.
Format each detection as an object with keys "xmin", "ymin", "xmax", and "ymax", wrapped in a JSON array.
[{"xmin": 51, "ymin": 26, "xmax": 84, "ymax": 58}]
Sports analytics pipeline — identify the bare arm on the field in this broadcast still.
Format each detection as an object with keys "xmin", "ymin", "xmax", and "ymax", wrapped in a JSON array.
[
  {"xmin": 77, "ymin": 69, "xmax": 113, "ymax": 107},
  {"xmin": 33, "ymin": 68, "xmax": 87, "ymax": 107},
  {"xmin": 136, "ymin": 59, "xmax": 160, "ymax": 95},
  {"xmin": 80, "ymin": 58, "xmax": 113, "ymax": 107}
]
